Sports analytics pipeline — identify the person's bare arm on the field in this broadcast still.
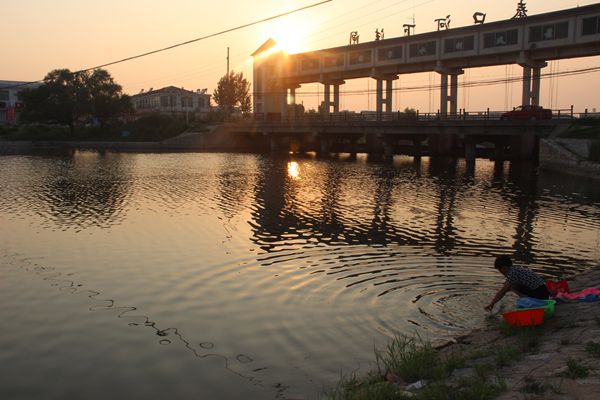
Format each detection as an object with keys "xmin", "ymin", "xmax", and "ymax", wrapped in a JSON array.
[{"xmin": 484, "ymin": 281, "xmax": 511, "ymax": 312}]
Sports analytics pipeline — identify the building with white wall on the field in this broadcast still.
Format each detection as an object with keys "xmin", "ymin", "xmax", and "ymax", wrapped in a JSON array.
[{"xmin": 131, "ymin": 86, "xmax": 212, "ymax": 118}]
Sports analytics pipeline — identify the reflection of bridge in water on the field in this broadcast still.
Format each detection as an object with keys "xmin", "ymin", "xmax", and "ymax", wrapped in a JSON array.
[
  {"xmin": 245, "ymin": 3, "xmax": 600, "ymax": 160},
  {"xmin": 247, "ymin": 157, "xmax": 564, "ymax": 266}
]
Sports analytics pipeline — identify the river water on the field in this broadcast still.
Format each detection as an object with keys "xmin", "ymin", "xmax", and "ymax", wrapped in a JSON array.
[{"xmin": 1, "ymin": 151, "xmax": 599, "ymax": 399}]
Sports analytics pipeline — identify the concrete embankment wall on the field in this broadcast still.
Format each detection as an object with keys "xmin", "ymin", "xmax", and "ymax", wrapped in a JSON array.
[
  {"xmin": 0, "ymin": 140, "xmax": 162, "ymax": 154},
  {"xmin": 160, "ymin": 125, "xmax": 260, "ymax": 151},
  {"xmin": 539, "ymin": 139, "xmax": 600, "ymax": 180},
  {"xmin": 0, "ymin": 125, "xmax": 259, "ymax": 154}
]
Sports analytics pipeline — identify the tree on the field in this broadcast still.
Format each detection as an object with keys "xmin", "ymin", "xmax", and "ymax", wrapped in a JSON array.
[
  {"xmin": 86, "ymin": 69, "xmax": 133, "ymax": 125},
  {"xmin": 212, "ymin": 71, "xmax": 251, "ymax": 114},
  {"xmin": 20, "ymin": 68, "xmax": 132, "ymax": 132}
]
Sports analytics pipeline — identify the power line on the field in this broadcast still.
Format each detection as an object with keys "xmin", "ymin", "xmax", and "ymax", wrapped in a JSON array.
[
  {"xmin": 130, "ymin": 0, "xmax": 435, "ymax": 90},
  {"xmin": 285, "ymin": 64, "xmax": 600, "ymax": 97},
  {"xmin": 3, "ymin": 0, "xmax": 333, "ymax": 90}
]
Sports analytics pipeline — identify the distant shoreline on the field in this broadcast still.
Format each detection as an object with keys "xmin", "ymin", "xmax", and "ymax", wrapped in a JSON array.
[{"xmin": 0, "ymin": 139, "xmax": 254, "ymax": 154}]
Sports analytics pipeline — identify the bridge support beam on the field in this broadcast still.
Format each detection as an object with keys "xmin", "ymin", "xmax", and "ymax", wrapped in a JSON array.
[
  {"xmin": 270, "ymin": 135, "xmax": 286, "ymax": 153},
  {"xmin": 430, "ymin": 134, "xmax": 456, "ymax": 156},
  {"xmin": 450, "ymin": 74, "xmax": 459, "ymax": 114},
  {"xmin": 435, "ymin": 63, "xmax": 464, "ymax": 117},
  {"xmin": 320, "ymin": 80, "xmax": 345, "ymax": 116},
  {"xmin": 510, "ymin": 134, "xmax": 538, "ymax": 160},
  {"xmin": 319, "ymin": 137, "xmax": 330, "ymax": 154},
  {"xmin": 371, "ymin": 72, "xmax": 398, "ymax": 120},
  {"xmin": 382, "ymin": 138, "xmax": 394, "ymax": 160},
  {"xmin": 464, "ymin": 138, "xmax": 476, "ymax": 162},
  {"xmin": 287, "ymin": 84, "xmax": 301, "ymax": 120},
  {"xmin": 323, "ymin": 84, "xmax": 331, "ymax": 117},
  {"xmin": 517, "ymin": 53, "xmax": 547, "ymax": 106},
  {"xmin": 376, "ymin": 79, "xmax": 383, "ymax": 117},
  {"xmin": 521, "ymin": 66, "xmax": 532, "ymax": 107},
  {"xmin": 281, "ymin": 92, "xmax": 288, "ymax": 120},
  {"xmin": 531, "ymin": 67, "xmax": 542, "ymax": 106},
  {"xmin": 494, "ymin": 137, "xmax": 507, "ymax": 161},
  {"xmin": 440, "ymin": 74, "xmax": 449, "ymax": 115},
  {"xmin": 385, "ymin": 78, "xmax": 394, "ymax": 112}
]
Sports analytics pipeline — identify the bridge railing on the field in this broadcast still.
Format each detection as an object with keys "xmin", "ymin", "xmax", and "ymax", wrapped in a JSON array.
[{"xmin": 253, "ymin": 107, "xmax": 582, "ymax": 123}]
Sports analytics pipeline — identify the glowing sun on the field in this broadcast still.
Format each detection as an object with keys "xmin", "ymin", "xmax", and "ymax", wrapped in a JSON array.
[{"xmin": 269, "ymin": 17, "xmax": 313, "ymax": 54}]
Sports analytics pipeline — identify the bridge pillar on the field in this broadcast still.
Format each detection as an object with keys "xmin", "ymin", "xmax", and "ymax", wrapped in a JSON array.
[
  {"xmin": 385, "ymin": 79, "xmax": 394, "ymax": 112},
  {"xmin": 376, "ymin": 79, "xmax": 383, "ymax": 117},
  {"xmin": 288, "ymin": 84, "xmax": 301, "ymax": 120},
  {"xmin": 450, "ymin": 74, "xmax": 459, "ymax": 115},
  {"xmin": 318, "ymin": 136, "xmax": 331, "ymax": 155},
  {"xmin": 493, "ymin": 137, "xmax": 507, "ymax": 161},
  {"xmin": 333, "ymin": 84, "xmax": 341, "ymax": 113},
  {"xmin": 464, "ymin": 138, "xmax": 476, "ymax": 161},
  {"xmin": 510, "ymin": 134, "xmax": 538, "ymax": 160},
  {"xmin": 382, "ymin": 137, "xmax": 394, "ymax": 159},
  {"xmin": 371, "ymin": 73, "xmax": 398, "ymax": 120},
  {"xmin": 440, "ymin": 74, "xmax": 449, "ymax": 116},
  {"xmin": 430, "ymin": 134, "xmax": 455, "ymax": 156},
  {"xmin": 270, "ymin": 135, "xmax": 280, "ymax": 152},
  {"xmin": 521, "ymin": 66, "xmax": 532, "ymax": 106},
  {"xmin": 435, "ymin": 63, "xmax": 464, "ymax": 117},
  {"xmin": 531, "ymin": 67, "xmax": 542, "ymax": 106},
  {"xmin": 281, "ymin": 92, "xmax": 288, "ymax": 120},
  {"xmin": 517, "ymin": 54, "xmax": 547, "ymax": 106},
  {"xmin": 320, "ymin": 80, "xmax": 345, "ymax": 116},
  {"xmin": 413, "ymin": 138, "xmax": 423, "ymax": 157},
  {"xmin": 323, "ymin": 84, "xmax": 331, "ymax": 117}
]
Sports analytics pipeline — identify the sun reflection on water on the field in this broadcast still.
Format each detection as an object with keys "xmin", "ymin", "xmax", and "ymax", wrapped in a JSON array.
[{"xmin": 287, "ymin": 161, "xmax": 300, "ymax": 179}]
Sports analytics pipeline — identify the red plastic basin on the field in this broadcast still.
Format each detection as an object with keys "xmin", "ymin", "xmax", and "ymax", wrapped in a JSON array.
[{"xmin": 502, "ymin": 307, "xmax": 545, "ymax": 327}]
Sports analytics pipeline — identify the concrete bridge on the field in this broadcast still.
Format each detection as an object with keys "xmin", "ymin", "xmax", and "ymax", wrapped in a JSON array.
[
  {"xmin": 251, "ymin": 3, "xmax": 600, "ymax": 121},
  {"xmin": 224, "ymin": 113, "xmax": 573, "ymax": 160}
]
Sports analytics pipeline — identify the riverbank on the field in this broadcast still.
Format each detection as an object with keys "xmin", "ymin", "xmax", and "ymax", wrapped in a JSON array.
[
  {"xmin": 540, "ymin": 139, "xmax": 600, "ymax": 181},
  {"xmin": 326, "ymin": 266, "xmax": 600, "ymax": 400},
  {"xmin": 444, "ymin": 266, "xmax": 600, "ymax": 400},
  {"xmin": 0, "ymin": 125, "xmax": 257, "ymax": 154}
]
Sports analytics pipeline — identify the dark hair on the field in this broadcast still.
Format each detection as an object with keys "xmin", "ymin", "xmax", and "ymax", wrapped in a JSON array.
[{"xmin": 494, "ymin": 255, "xmax": 512, "ymax": 270}]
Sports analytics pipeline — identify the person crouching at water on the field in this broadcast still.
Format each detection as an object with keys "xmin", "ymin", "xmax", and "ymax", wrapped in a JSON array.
[{"xmin": 484, "ymin": 255, "xmax": 549, "ymax": 312}]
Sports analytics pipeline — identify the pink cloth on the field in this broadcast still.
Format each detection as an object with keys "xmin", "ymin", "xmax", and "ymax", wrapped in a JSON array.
[{"xmin": 554, "ymin": 287, "xmax": 600, "ymax": 300}]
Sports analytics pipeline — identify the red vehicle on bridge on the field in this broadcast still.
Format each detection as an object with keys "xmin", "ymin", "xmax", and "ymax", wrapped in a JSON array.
[{"xmin": 500, "ymin": 105, "xmax": 553, "ymax": 120}]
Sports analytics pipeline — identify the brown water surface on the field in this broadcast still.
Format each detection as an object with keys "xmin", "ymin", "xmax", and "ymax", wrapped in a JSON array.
[{"xmin": 1, "ymin": 151, "xmax": 599, "ymax": 399}]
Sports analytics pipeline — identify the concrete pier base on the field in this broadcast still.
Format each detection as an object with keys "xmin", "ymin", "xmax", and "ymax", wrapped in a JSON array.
[
  {"xmin": 510, "ymin": 135, "xmax": 538, "ymax": 160},
  {"xmin": 383, "ymin": 140, "xmax": 394, "ymax": 160},
  {"xmin": 465, "ymin": 139, "xmax": 476, "ymax": 162},
  {"xmin": 319, "ymin": 137, "xmax": 331, "ymax": 155},
  {"xmin": 430, "ymin": 134, "xmax": 455, "ymax": 156}
]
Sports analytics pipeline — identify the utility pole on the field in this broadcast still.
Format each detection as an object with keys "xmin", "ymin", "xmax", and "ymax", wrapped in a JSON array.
[
  {"xmin": 226, "ymin": 47, "xmax": 230, "ymax": 79},
  {"xmin": 226, "ymin": 47, "xmax": 231, "ymax": 115}
]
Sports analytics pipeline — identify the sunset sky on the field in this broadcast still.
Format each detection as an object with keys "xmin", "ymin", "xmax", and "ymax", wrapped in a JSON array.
[{"xmin": 4, "ymin": 0, "xmax": 600, "ymax": 112}]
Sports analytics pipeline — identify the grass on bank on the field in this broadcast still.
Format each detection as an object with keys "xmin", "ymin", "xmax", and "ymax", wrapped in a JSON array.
[
  {"xmin": 585, "ymin": 341, "xmax": 600, "ymax": 358},
  {"xmin": 562, "ymin": 358, "xmax": 590, "ymax": 379},
  {"xmin": 324, "ymin": 334, "xmax": 507, "ymax": 400},
  {"xmin": 325, "ymin": 322, "xmax": 551, "ymax": 400}
]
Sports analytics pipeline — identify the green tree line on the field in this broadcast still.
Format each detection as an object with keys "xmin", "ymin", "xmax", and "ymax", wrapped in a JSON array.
[{"xmin": 20, "ymin": 68, "xmax": 132, "ymax": 132}]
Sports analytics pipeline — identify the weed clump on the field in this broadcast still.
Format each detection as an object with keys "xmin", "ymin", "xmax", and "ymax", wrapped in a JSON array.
[
  {"xmin": 325, "ymin": 334, "xmax": 504, "ymax": 400},
  {"xmin": 585, "ymin": 341, "xmax": 600, "ymax": 358},
  {"xmin": 375, "ymin": 335, "xmax": 444, "ymax": 383},
  {"xmin": 562, "ymin": 358, "xmax": 589, "ymax": 379}
]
